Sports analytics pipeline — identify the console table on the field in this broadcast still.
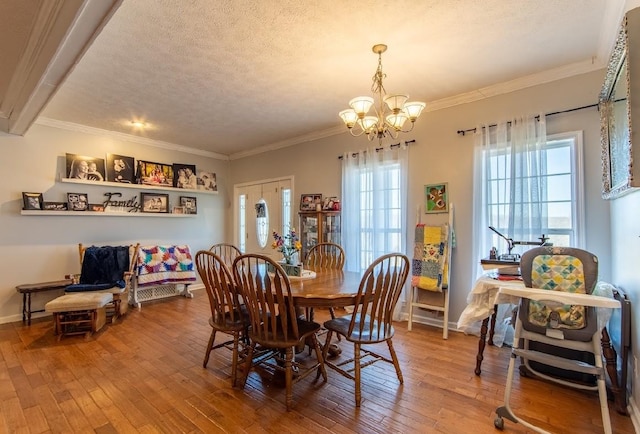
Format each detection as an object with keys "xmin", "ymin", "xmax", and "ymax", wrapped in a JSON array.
[{"xmin": 15, "ymin": 279, "xmax": 72, "ymax": 325}]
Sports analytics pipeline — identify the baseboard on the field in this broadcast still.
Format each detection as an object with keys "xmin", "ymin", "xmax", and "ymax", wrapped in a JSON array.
[{"xmin": 628, "ymin": 395, "xmax": 639, "ymax": 433}]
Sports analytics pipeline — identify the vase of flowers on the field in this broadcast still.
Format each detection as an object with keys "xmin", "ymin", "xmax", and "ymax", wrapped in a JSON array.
[{"xmin": 271, "ymin": 229, "xmax": 303, "ymax": 275}]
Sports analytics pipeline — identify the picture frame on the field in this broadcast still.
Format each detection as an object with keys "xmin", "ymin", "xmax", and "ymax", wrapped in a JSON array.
[
  {"xmin": 88, "ymin": 203, "xmax": 105, "ymax": 212},
  {"xmin": 106, "ymin": 153, "xmax": 135, "ymax": 183},
  {"xmin": 300, "ymin": 194, "xmax": 322, "ymax": 211},
  {"xmin": 425, "ymin": 183, "xmax": 449, "ymax": 213},
  {"xmin": 136, "ymin": 160, "xmax": 174, "ymax": 187},
  {"xmin": 67, "ymin": 193, "xmax": 89, "ymax": 211},
  {"xmin": 197, "ymin": 171, "xmax": 217, "ymax": 191},
  {"xmin": 322, "ymin": 196, "xmax": 338, "ymax": 210},
  {"xmin": 66, "ymin": 153, "xmax": 106, "ymax": 182},
  {"xmin": 42, "ymin": 201, "xmax": 68, "ymax": 211},
  {"xmin": 599, "ymin": 13, "xmax": 636, "ymax": 199},
  {"xmin": 179, "ymin": 196, "xmax": 197, "ymax": 214},
  {"xmin": 172, "ymin": 206, "xmax": 185, "ymax": 214},
  {"xmin": 22, "ymin": 192, "xmax": 43, "ymax": 210},
  {"xmin": 140, "ymin": 192, "xmax": 169, "ymax": 213},
  {"xmin": 173, "ymin": 163, "xmax": 198, "ymax": 189}
]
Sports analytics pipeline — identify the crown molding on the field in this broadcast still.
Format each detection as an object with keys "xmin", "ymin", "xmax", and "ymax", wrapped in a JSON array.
[
  {"xmin": 228, "ymin": 125, "xmax": 345, "ymax": 160},
  {"xmin": 35, "ymin": 117, "xmax": 230, "ymax": 160},
  {"xmin": 426, "ymin": 58, "xmax": 605, "ymax": 113}
]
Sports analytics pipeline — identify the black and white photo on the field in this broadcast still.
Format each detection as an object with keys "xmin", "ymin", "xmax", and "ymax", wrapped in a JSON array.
[
  {"xmin": 180, "ymin": 196, "xmax": 197, "ymax": 214},
  {"xmin": 66, "ymin": 153, "xmax": 105, "ymax": 182},
  {"xmin": 106, "ymin": 154, "xmax": 135, "ymax": 183},
  {"xmin": 197, "ymin": 171, "xmax": 217, "ymax": 191},
  {"xmin": 173, "ymin": 163, "xmax": 198, "ymax": 189},
  {"xmin": 22, "ymin": 192, "xmax": 43, "ymax": 210}
]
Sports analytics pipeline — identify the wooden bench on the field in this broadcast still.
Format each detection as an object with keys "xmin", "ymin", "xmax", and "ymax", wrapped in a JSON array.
[{"xmin": 15, "ymin": 279, "xmax": 73, "ymax": 325}]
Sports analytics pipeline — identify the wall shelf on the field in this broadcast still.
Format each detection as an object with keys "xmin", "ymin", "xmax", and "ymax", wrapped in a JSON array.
[
  {"xmin": 60, "ymin": 177, "xmax": 218, "ymax": 194},
  {"xmin": 21, "ymin": 210, "xmax": 195, "ymax": 217}
]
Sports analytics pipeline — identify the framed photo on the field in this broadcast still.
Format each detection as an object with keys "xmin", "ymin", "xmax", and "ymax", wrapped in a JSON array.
[
  {"xmin": 22, "ymin": 192, "xmax": 43, "ymax": 210},
  {"xmin": 43, "ymin": 201, "xmax": 68, "ymax": 211},
  {"xmin": 88, "ymin": 203, "xmax": 105, "ymax": 212},
  {"xmin": 136, "ymin": 160, "xmax": 174, "ymax": 187},
  {"xmin": 173, "ymin": 163, "xmax": 198, "ymax": 189},
  {"xmin": 322, "ymin": 196, "xmax": 338, "ymax": 210},
  {"xmin": 106, "ymin": 154, "xmax": 135, "ymax": 183},
  {"xmin": 425, "ymin": 183, "xmax": 449, "ymax": 213},
  {"xmin": 300, "ymin": 194, "xmax": 322, "ymax": 211},
  {"xmin": 67, "ymin": 193, "xmax": 89, "ymax": 211},
  {"xmin": 172, "ymin": 206, "xmax": 185, "ymax": 214},
  {"xmin": 197, "ymin": 171, "xmax": 217, "ymax": 191},
  {"xmin": 66, "ymin": 153, "xmax": 105, "ymax": 182},
  {"xmin": 140, "ymin": 192, "xmax": 169, "ymax": 213},
  {"xmin": 180, "ymin": 196, "xmax": 197, "ymax": 214}
]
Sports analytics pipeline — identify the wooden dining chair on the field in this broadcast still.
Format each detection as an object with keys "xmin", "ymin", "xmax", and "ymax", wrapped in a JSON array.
[
  {"xmin": 304, "ymin": 242, "xmax": 345, "ymax": 321},
  {"xmin": 321, "ymin": 252, "xmax": 410, "ymax": 407},
  {"xmin": 232, "ymin": 253, "xmax": 327, "ymax": 411},
  {"xmin": 195, "ymin": 250, "xmax": 249, "ymax": 387},
  {"xmin": 209, "ymin": 243, "xmax": 242, "ymax": 267}
]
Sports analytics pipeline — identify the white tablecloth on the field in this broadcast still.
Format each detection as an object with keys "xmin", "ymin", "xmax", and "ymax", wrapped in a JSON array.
[{"xmin": 456, "ymin": 276, "xmax": 524, "ymax": 346}]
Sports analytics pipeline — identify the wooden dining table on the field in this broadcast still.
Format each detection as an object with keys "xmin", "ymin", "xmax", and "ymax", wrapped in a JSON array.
[{"xmin": 286, "ymin": 269, "xmax": 362, "ymax": 310}]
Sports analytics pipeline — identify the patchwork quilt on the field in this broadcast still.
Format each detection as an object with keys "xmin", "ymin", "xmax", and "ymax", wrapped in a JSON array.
[
  {"xmin": 136, "ymin": 245, "xmax": 196, "ymax": 287},
  {"xmin": 411, "ymin": 224, "xmax": 449, "ymax": 292}
]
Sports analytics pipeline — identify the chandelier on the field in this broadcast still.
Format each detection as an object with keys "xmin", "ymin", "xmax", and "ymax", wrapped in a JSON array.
[{"xmin": 339, "ymin": 44, "xmax": 425, "ymax": 143}]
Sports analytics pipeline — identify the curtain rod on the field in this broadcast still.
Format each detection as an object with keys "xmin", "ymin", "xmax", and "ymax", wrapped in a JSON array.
[
  {"xmin": 456, "ymin": 103, "xmax": 599, "ymax": 136},
  {"xmin": 337, "ymin": 139, "xmax": 416, "ymax": 160}
]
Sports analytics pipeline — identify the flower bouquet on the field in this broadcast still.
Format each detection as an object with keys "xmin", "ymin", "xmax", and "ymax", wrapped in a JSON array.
[{"xmin": 270, "ymin": 229, "xmax": 303, "ymax": 276}]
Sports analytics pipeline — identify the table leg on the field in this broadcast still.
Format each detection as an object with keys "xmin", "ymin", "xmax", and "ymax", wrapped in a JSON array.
[
  {"xmin": 601, "ymin": 327, "xmax": 629, "ymax": 415},
  {"xmin": 475, "ymin": 304, "xmax": 497, "ymax": 376},
  {"xmin": 21, "ymin": 293, "xmax": 27, "ymax": 323},
  {"xmin": 26, "ymin": 293, "xmax": 32, "ymax": 325}
]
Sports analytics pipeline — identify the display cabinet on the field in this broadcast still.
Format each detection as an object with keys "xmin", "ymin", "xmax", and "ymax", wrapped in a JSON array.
[{"xmin": 298, "ymin": 211, "xmax": 341, "ymax": 260}]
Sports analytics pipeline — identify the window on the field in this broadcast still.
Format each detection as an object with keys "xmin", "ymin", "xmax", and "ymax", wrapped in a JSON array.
[
  {"xmin": 342, "ymin": 146, "xmax": 408, "ymax": 272},
  {"xmin": 478, "ymin": 130, "xmax": 584, "ymax": 260}
]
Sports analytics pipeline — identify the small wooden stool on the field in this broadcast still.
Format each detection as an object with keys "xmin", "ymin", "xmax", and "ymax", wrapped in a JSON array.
[{"xmin": 45, "ymin": 293, "xmax": 113, "ymax": 339}]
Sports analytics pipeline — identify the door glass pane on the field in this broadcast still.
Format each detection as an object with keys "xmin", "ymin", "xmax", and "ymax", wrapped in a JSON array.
[
  {"xmin": 239, "ymin": 194, "xmax": 246, "ymax": 252},
  {"xmin": 255, "ymin": 199, "xmax": 269, "ymax": 248}
]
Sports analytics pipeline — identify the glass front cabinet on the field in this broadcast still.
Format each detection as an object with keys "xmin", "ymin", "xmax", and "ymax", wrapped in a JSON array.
[{"xmin": 298, "ymin": 211, "xmax": 341, "ymax": 260}]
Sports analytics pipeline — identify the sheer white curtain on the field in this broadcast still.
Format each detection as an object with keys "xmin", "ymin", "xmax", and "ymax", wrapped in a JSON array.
[
  {"xmin": 341, "ymin": 144, "xmax": 408, "ymax": 273},
  {"xmin": 472, "ymin": 114, "xmax": 547, "ymax": 270},
  {"xmin": 470, "ymin": 114, "xmax": 546, "ymax": 345}
]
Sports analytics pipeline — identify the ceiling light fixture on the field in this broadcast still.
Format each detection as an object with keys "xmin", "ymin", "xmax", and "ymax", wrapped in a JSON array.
[
  {"xmin": 130, "ymin": 120, "xmax": 146, "ymax": 128},
  {"xmin": 339, "ymin": 44, "xmax": 425, "ymax": 143}
]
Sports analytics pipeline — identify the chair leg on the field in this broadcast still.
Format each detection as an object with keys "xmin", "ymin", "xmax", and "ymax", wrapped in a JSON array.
[
  {"xmin": 231, "ymin": 333, "xmax": 240, "ymax": 387},
  {"xmin": 237, "ymin": 343, "xmax": 254, "ymax": 388},
  {"xmin": 386, "ymin": 338, "xmax": 404, "ymax": 384},
  {"xmin": 311, "ymin": 334, "xmax": 327, "ymax": 382},
  {"xmin": 354, "ymin": 342, "xmax": 362, "ymax": 407},
  {"xmin": 203, "ymin": 329, "xmax": 216, "ymax": 368},
  {"xmin": 285, "ymin": 347, "xmax": 294, "ymax": 411}
]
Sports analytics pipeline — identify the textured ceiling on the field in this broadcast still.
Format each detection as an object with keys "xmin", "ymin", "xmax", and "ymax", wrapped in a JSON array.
[{"xmin": 27, "ymin": 0, "xmax": 633, "ymax": 157}]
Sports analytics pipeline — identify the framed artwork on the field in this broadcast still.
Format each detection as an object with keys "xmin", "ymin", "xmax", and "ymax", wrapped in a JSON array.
[
  {"xmin": 67, "ymin": 193, "xmax": 89, "ymax": 211},
  {"xmin": 66, "ymin": 153, "xmax": 105, "ymax": 182},
  {"xmin": 180, "ymin": 196, "xmax": 197, "ymax": 214},
  {"xmin": 140, "ymin": 192, "xmax": 169, "ymax": 213},
  {"xmin": 197, "ymin": 171, "xmax": 217, "ymax": 191},
  {"xmin": 300, "ymin": 194, "xmax": 322, "ymax": 211},
  {"xmin": 88, "ymin": 203, "xmax": 105, "ymax": 212},
  {"xmin": 43, "ymin": 201, "xmax": 68, "ymax": 211},
  {"xmin": 136, "ymin": 160, "xmax": 174, "ymax": 187},
  {"xmin": 425, "ymin": 183, "xmax": 449, "ymax": 213},
  {"xmin": 106, "ymin": 154, "xmax": 135, "ymax": 183},
  {"xmin": 172, "ymin": 206, "xmax": 185, "ymax": 214},
  {"xmin": 173, "ymin": 163, "xmax": 198, "ymax": 189},
  {"xmin": 22, "ymin": 192, "xmax": 43, "ymax": 210}
]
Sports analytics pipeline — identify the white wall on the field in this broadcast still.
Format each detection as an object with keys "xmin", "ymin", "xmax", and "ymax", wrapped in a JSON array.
[
  {"xmin": 0, "ymin": 123, "xmax": 229, "ymax": 323},
  {"xmin": 230, "ymin": 69, "xmax": 611, "ymax": 328}
]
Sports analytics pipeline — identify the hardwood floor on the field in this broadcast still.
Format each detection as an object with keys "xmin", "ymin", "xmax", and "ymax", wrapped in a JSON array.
[{"xmin": 0, "ymin": 290, "xmax": 634, "ymax": 433}]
